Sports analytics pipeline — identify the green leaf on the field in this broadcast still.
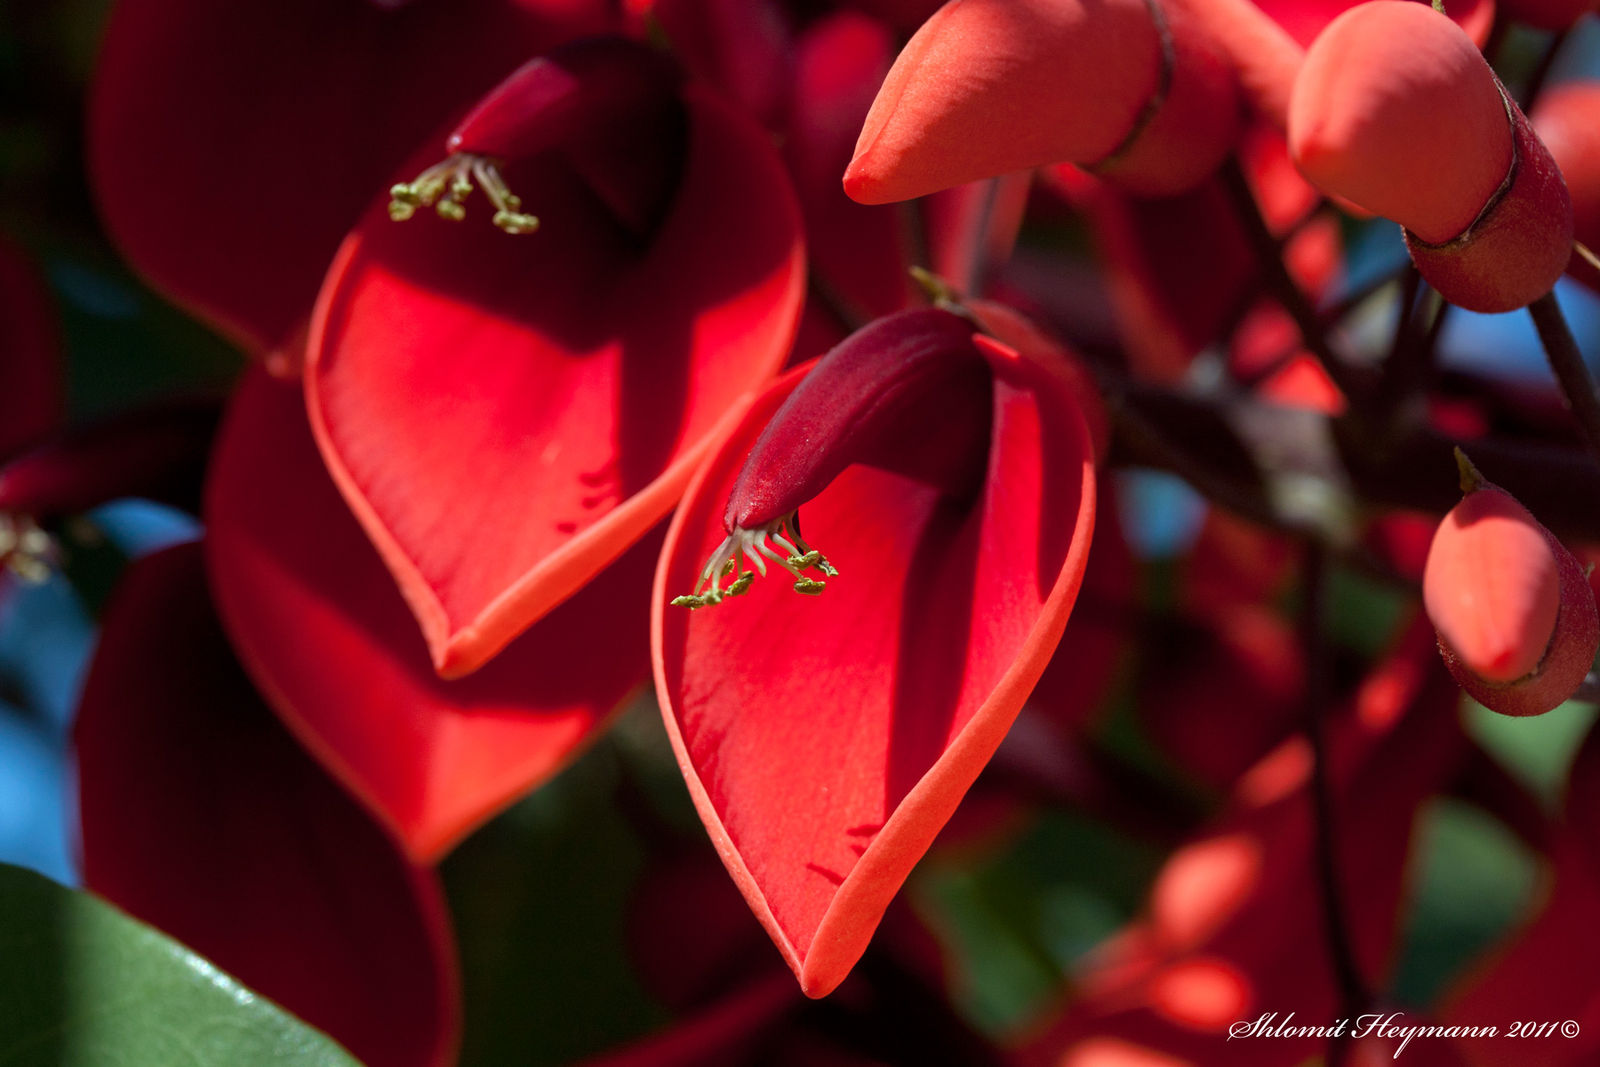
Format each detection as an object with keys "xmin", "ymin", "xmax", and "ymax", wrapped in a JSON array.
[{"xmin": 0, "ymin": 863, "xmax": 359, "ymax": 1067}]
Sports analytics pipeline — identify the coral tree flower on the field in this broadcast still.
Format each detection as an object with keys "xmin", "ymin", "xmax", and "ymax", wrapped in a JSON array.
[
  {"xmin": 1288, "ymin": 0, "xmax": 1573, "ymax": 312},
  {"xmin": 1422, "ymin": 452, "xmax": 1598, "ymax": 716},
  {"xmin": 653, "ymin": 304, "xmax": 1098, "ymax": 996},
  {"xmin": 208, "ymin": 371, "xmax": 656, "ymax": 861},
  {"xmin": 88, "ymin": 0, "xmax": 617, "ymax": 356},
  {"xmin": 75, "ymin": 544, "xmax": 459, "ymax": 1067},
  {"xmin": 843, "ymin": 0, "xmax": 1242, "ymax": 202},
  {"xmin": 307, "ymin": 37, "xmax": 805, "ymax": 678}
]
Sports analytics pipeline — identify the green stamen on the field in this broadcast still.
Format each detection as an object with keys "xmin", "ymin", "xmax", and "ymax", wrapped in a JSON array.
[
  {"xmin": 671, "ymin": 511, "xmax": 837, "ymax": 610},
  {"xmin": 387, "ymin": 153, "xmax": 540, "ymax": 235}
]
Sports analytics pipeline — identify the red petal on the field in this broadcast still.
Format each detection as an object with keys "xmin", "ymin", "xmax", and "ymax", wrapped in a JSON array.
[
  {"xmin": 308, "ymin": 86, "xmax": 804, "ymax": 676},
  {"xmin": 88, "ymin": 0, "xmax": 615, "ymax": 353},
  {"xmin": 1442, "ymin": 842, "xmax": 1600, "ymax": 1065},
  {"xmin": 75, "ymin": 543, "xmax": 458, "ymax": 1067},
  {"xmin": 0, "ymin": 237, "xmax": 63, "ymax": 458},
  {"xmin": 207, "ymin": 370, "xmax": 653, "ymax": 861},
  {"xmin": 784, "ymin": 11, "xmax": 915, "ymax": 327},
  {"xmin": 0, "ymin": 398, "xmax": 219, "ymax": 518},
  {"xmin": 654, "ymin": 346, "xmax": 1096, "ymax": 997}
]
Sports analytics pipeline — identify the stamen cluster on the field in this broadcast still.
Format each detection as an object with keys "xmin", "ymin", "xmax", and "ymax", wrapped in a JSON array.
[
  {"xmin": 671, "ymin": 511, "xmax": 838, "ymax": 609},
  {"xmin": 0, "ymin": 513, "xmax": 56, "ymax": 584},
  {"xmin": 388, "ymin": 152, "xmax": 541, "ymax": 234}
]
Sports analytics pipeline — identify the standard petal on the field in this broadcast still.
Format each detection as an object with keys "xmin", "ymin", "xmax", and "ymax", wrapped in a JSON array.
[
  {"xmin": 88, "ymin": 0, "xmax": 615, "ymax": 353},
  {"xmin": 654, "ymin": 343, "xmax": 1096, "ymax": 996},
  {"xmin": 74, "ymin": 543, "xmax": 458, "ymax": 1067},
  {"xmin": 308, "ymin": 85, "xmax": 804, "ymax": 676},
  {"xmin": 207, "ymin": 370, "xmax": 653, "ymax": 862}
]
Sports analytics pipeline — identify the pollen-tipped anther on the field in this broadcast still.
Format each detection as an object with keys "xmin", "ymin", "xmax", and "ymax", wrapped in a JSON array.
[
  {"xmin": 387, "ymin": 153, "xmax": 540, "ymax": 235},
  {"xmin": 671, "ymin": 512, "xmax": 838, "ymax": 610},
  {"xmin": 0, "ymin": 513, "xmax": 58, "ymax": 584}
]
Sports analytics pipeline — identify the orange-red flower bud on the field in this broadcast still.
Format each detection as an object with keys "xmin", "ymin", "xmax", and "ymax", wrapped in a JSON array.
[
  {"xmin": 843, "ymin": 0, "xmax": 1240, "ymax": 203},
  {"xmin": 1422, "ymin": 454, "xmax": 1598, "ymax": 716},
  {"xmin": 1289, "ymin": 1, "xmax": 1573, "ymax": 312}
]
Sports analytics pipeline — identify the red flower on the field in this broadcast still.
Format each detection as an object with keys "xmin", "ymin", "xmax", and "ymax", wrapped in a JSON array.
[
  {"xmin": 206, "ymin": 370, "xmax": 656, "ymax": 861},
  {"xmin": 75, "ymin": 543, "xmax": 458, "ymax": 1067},
  {"xmin": 88, "ymin": 0, "xmax": 617, "ymax": 356},
  {"xmin": 653, "ymin": 304, "xmax": 1099, "ymax": 995},
  {"xmin": 306, "ymin": 38, "xmax": 806, "ymax": 677}
]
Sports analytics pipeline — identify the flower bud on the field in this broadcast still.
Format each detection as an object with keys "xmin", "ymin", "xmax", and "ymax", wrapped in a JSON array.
[
  {"xmin": 844, "ymin": 0, "xmax": 1240, "ymax": 203},
  {"xmin": 1422, "ymin": 453, "xmax": 1598, "ymax": 716},
  {"xmin": 1289, "ymin": 1, "xmax": 1572, "ymax": 312}
]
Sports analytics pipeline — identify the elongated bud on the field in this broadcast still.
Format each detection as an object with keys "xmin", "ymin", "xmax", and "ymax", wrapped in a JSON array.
[
  {"xmin": 1289, "ymin": 2, "xmax": 1572, "ymax": 312},
  {"xmin": 1422, "ymin": 452, "xmax": 1598, "ymax": 716},
  {"xmin": 843, "ymin": 0, "xmax": 1240, "ymax": 203},
  {"xmin": 1532, "ymin": 82, "xmax": 1600, "ymax": 294},
  {"xmin": 389, "ymin": 38, "xmax": 686, "ymax": 238},
  {"xmin": 673, "ymin": 307, "xmax": 993, "ymax": 609}
]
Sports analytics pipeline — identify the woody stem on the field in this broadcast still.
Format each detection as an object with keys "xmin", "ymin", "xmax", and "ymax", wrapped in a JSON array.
[
  {"xmin": 1528, "ymin": 291, "xmax": 1600, "ymax": 468},
  {"xmin": 1301, "ymin": 542, "xmax": 1370, "ymax": 1065}
]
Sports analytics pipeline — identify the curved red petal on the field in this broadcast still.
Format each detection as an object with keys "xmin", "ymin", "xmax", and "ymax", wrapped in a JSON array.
[
  {"xmin": 653, "ymin": 347, "xmax": 1096, "ymax": 997},
  {"xmin": 74, "ymin": 543, "xmax": 458, "ymax": 1067},
  {"xmin": 207, "ymin": 370, "xmax": 653, "ymax": 861},
  {"xmin": 88, "ymin": 0, "xmax": 615, "ymax": 353},
  {"xmin": 308, "ymin": 86, "xmax": 804, "ymax": 676}
]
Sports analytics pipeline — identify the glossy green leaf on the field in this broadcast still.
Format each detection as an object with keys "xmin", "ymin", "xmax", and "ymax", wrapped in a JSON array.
[{"xmin": 0, "ymin": 862, "xmax": 359, "ymax": 1066}]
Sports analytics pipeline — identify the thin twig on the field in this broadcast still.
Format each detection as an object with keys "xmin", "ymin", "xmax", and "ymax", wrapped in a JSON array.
[
  {"xmin": 1217, "ymin": 157, "xmax": 1377, "ymax": 406},
  {"xmin": 1575, "ymin": 672, "xmax": 1600, "ymax": 705},
  {"xmin": 1300, "ymin": 543, "xmax": 1370, "ymax": 1066},
  {"xmin": 1528, "ymin": 291, "xmax": 1600, "ymax": 467}
]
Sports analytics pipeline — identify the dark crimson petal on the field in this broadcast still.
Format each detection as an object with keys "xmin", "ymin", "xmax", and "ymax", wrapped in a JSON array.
[
  {"xmin": 1440, "ymin": 842, "xmax": 1600, "ymax": 1066},
  {"xmin": 74, "ymin": 543, "xmax": 457, "ymax": 1067},
  {"xmin": 308, "ymin": 85, "xmax": 803, "ymax": 676},
  {"xmin": 634, "ymin": 0, "xmax": 793, "ymax": 126},
  {"xmin": 0, "ymin": 398, "xmax": 220, "ymax": 518},
  {"xmin": 654, "ymin": 332, "xmax": 1097, "ymax": 997},
  {"xmin": 1253, "ymin": 0, "xmax": 1493, "ymax": 48},
  {"xmin": 207, "ymin": 370, "xmax": 653, "ymax": 861},
  {"xmin": 0, "ymin": 236, "xmax": 63, "ymax": 459},
  {"xmin": 88, "ymin": 0, "xmax": 616, "ymax": 353},
  {"xmin": 783, "ymin": 11, "xmax": 915, "ymax": 328}
]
